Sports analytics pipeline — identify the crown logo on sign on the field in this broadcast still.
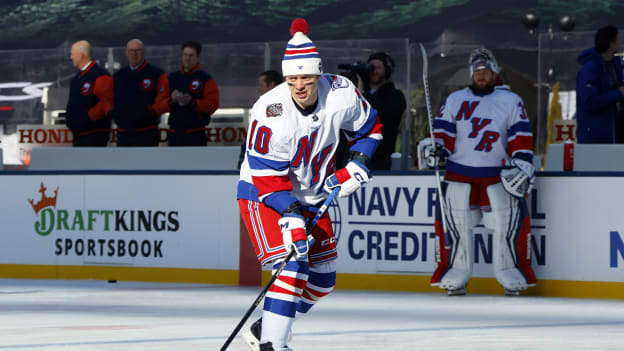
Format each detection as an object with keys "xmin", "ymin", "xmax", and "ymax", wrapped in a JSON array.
[{"xmin": 28, "ymin": 182, "xmax": 58, "ymax": 215}]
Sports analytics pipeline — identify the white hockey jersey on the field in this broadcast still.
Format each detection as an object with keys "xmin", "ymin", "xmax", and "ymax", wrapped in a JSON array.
[
  {"xmin": 434, "ymin": 86, "xmax": 533, "ymax": 178},
  {"xmin": 238, "ymin": 74, "xmax": 382, "ymax": 211}
]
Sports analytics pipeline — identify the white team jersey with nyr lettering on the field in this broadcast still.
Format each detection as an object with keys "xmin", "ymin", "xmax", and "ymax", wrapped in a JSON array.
[
  {"xmin": 434, "ymin": 86, "xmax": 533, "ymax": 178},
  {"xmin": 238, "ymin": 73, "xmax": 381, "ymax": 208}
]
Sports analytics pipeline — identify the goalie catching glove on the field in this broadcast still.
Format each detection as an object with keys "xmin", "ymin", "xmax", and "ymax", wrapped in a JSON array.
[
  {"xmin": 278, "ymin": 207, "xmax": 309, "ymax": 259},
  {"xmin": 500, "ymin": 158, "xmax": 535, "ymax": 198},
  {"xmin": 324, "ymin": 160, "xmax": 370, "ymax": 198}
]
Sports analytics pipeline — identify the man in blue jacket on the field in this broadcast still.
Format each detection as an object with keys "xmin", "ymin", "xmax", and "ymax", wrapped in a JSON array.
[
  {"xmin": 576, "ymin": 25, "xmax": 624, "ymax": 143},
  {"xmin": 111, "ymin": 39, "xmax": 169, "ymax": 146}
]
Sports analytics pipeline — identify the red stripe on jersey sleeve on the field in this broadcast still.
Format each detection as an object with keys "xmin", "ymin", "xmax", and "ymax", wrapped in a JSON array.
[
  {"xmin": 434, "ymin": 132, "xmax": 455, "ymax": 153},
  {"xmin": 252, "ymin": 175, "xmax": 293, "ymax": 197},
  {"xmin": 368, "ymin": 116, "xmax": 383, "ymax": 136},
  {"xmin": 508, "ymin": 135, "xmax": 534, "ymax": 154}
]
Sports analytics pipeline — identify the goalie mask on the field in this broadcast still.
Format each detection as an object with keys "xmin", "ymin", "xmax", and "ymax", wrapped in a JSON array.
[{"xmin": 469, "ymin": 47, "xmax": 500, "ymax": 77}]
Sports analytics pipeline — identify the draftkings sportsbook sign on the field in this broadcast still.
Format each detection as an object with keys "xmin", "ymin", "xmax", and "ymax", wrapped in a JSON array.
[
  {"xmin": 0, "ymin": 175, "xmax": 238, "ymax": 269},
  {"xmin": 30, "ymin": 182, "xmax": 176, "ymax": 258}
]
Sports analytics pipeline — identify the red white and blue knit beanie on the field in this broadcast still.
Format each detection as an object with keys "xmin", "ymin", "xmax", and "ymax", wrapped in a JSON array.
[{"xmin": 282, "ymin": 18, "xmax": 323, "ymax": 77}]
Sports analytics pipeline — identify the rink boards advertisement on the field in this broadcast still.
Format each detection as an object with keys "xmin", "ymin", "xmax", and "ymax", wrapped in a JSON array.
[
  {"xmin": 0, "ymin": 174, "xmax": 240, "ymax": 284},
  {"xmin": 332, "ymin": 175, "xmax": 624, "ymax": 298},
  {"xmin": 335, "ymin": 175, "xmax": 624, "ymax": 282},
  {"xmin": 0, "ymin": 172, "xmax": 623, "ymax": 298}
]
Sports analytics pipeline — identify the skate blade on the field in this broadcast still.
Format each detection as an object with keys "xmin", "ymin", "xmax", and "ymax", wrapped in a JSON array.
[
  {"xmin": 504, "ymin": 289, "xmax": 520, "ymax": 296},
  {"xmin": 447, "ymin": 287, "xmax": 466, "ymax": 296},
  {"xmin": 242, "ymin": 330, "xmax": 260, "ymax": 351}
]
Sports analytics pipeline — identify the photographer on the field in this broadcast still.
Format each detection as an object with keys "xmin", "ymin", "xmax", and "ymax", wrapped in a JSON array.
[
  {"xmin": 366, "ymin": 53, "xmax": 406, "ymax": 169},
  {"xmin": 340, "ymin": 53, "xmax": 406, "ymax": 170}
]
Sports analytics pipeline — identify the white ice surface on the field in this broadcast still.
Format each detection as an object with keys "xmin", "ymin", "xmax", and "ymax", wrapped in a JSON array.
[{"xmin": 0, "ymin": 279, "xmax": 623, "ymax": 350}]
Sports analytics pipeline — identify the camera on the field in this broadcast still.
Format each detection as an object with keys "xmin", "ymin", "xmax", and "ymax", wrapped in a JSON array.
[
  {"xmin": 337, "ymin": 61, "xmax": 374, "ymax": 74},
  {"xmin": 337, "ymin": 61, "xmax": 373, "ymax": 85}
]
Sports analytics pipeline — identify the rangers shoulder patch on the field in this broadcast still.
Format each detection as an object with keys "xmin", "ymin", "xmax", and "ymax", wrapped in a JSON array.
[
  {"xmin": 266, "ymin": 103, "xmax": 283, "ymax": 117},
  {"xmin": 326, "ymin": 75, "xmax": 349, "ymax": 91}
]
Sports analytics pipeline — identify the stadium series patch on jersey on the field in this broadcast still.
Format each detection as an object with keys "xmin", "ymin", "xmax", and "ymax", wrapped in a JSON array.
[{"xmin": 266, "ymin": 103, "xmax": 283, "ymax": 117}]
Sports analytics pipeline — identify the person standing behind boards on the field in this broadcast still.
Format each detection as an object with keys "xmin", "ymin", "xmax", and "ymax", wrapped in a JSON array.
[
  {"xmin": 66, "ymin": 40, "xmax": 113, "ymax": 146},
  {"xmin": 111, "ymin": 39, "xmax": 169, "ymax": 146}
]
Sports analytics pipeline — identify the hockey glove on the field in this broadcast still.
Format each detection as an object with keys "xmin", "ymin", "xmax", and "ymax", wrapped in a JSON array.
[
  {"xmin": 277, "ymin": 212, "xmax": 309, "ymax": 259},
  {"xmin": 324, "ymin": 160, "xmax": 370, "ymax": 198},
  {"xmin": 500, "ymin": 158, "xmax": 535, "ymax": 198},
  {"xmin": 424, "ymin": 142, "xmax": 448, "ymax": 169}
]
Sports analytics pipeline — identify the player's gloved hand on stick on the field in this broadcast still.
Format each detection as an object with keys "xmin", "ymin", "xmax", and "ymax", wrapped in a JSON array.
[
  {"xmin": 500, "ymin": 158, "xmax": 535, "ymax": 198},
  {"xmin": 424, "ymin": 141, "xmax": 447, "ymax": 169},
  {"xmin": 278, "ymin": 212, "xmax": 309, "ymax": 259},
  {"xmin": 324, "ymin": 160, "xmax": 369, "ymax": 198}
]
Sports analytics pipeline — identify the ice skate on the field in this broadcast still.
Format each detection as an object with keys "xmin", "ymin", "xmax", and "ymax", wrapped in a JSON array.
[
  {"xmin": 440, "ymin": 268, "xmax": 470, "ymax": 293},
  {"xmin": 447, "ymin": 287, "xmax": 467, "ymax": 296},
  {"xmin": 496, "ymin": 268, "xmax": 529, "ymax": 294},
  {"xmin": 504, "ymin": 289, "xmax": 520, "ymax": 296},
  {"xmin": 243, "ymin": 318, "xmax": 262, "ymax": 351}
]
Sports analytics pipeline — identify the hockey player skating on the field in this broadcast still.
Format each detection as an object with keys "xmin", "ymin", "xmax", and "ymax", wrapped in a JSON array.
[
  {"xmin": 427, "ymin": 48, "xmax": 537, "ymax": 296},
  {"xmin": 236, "ymin": 18, "xmax": 382, "ymax": 351}
]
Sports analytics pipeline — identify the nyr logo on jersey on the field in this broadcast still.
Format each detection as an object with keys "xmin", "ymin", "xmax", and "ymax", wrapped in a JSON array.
[
  {"xmin": 266, "ymin": 103, "xmax": 283, "ymax": 117},
  {"xmin": 80, "ymin": 82, "xmax": 93, "ymax": 95},
  {"xmin": 189, "ymin": 79, "xmax": 202, "ymax": 93},
  {"xmin": 455, "ymin": 101, "xmax": 500, "ymax": 152},
  {"xmin": 326, "ymin": 75, "xmax": 349, "ymax": 91}
]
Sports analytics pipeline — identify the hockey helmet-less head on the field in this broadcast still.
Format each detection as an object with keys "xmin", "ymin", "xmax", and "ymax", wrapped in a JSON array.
[
  {"xmin": 469, "ymin": 47, "xmax": 499, "ymax": 77},
  {"xmin": 282, "ymin": 18, "xmax": 323, "ymax": 77}
]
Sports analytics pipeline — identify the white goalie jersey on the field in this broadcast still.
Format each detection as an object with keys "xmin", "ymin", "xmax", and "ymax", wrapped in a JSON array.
[{"xmin": 433, "ymin": 86, "xmax": 534, "ymax": 178}]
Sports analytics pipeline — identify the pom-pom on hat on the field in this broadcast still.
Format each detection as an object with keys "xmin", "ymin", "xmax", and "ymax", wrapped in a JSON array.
[{"xmin": 282, "ymin": 18, "xmax": 323, "ymax": 77}]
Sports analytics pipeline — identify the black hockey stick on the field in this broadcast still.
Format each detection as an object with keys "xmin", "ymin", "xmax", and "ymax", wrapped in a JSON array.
[{"xmin": 220, "ymin": 186, "xmax": 340, "ymax": 351}]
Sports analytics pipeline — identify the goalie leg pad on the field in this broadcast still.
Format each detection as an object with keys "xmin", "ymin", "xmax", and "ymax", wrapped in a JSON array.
[
  {"xmin": 484, "ymin": 183, "xmax": 536, "ymax": 291},
  {"xmin": 430, "ymin": 183, "xmax": 449, "ymax": 285},
  {"xmin": 433, "ymin": 181, "xmax": 475, "ymax": 290}
]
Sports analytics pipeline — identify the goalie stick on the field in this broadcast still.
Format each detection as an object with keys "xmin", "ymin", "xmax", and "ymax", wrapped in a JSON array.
[
  {"xmin": 220, "ymin": 186, "xmax": 340, "ymax": 351},
  {"xmin": 419, "ymin": 43, "xmax": 450, "ymax": 251}
]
